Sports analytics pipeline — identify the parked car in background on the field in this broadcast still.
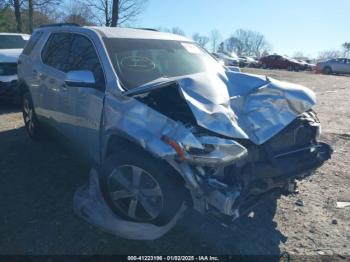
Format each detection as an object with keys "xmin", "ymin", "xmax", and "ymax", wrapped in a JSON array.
[
  {"xmin": 212, "ymin": 52, "xmax": 239, "ymax": 67},
  {"xmin": 296, "ymin": 59, "xmax": 316, "ymax": 71},
  {"xmin": 0, "ymin": 33, "xmax": 30, "ymax": 104},
  {"xmin": 239, "ymin": 56, "xmax": 261, "ymax": 68},
  {"xmin": 260, "ymin": 55, "xmax": 305, "ymax": 71},
  {"xmin": 316, "ymin": 58, "xmax": 350, "ymax": 75},
  {"xmin": 18, "ymin": 24, "xmax": 332, "ymax": 229},
  {"xmin": 211, "ymin": 53, "xmax": 240, "ymax": 72}
]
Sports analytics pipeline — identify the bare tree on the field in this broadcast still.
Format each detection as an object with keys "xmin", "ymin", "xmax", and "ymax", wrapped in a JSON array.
[
  {"xmin": 157, "ymin": 27, "xmax": 186, "ymax": 36},
  {"xmin": 28, "ymin": 0, "xmax": 33, "ymax": 32},
  {"xmin": 10, "ymin": 0, "xmax": 22, "ymax": 32},
  {"xmin": 171, "ymin": 27, "xmax": 185, "ymax": 36},
  {"xmin": 209, "ymin": 29, "xmax": 222, "ymax": 52},
  {"xmin": 111, "ymin": 0, "xmax": 119, "ymax": 26},
  {"xmin": 64, "ymin": 1, "xmax": 95, "ymax": 26},
  {"xmin": 342, "ymin": 42, "xmax": 350, "ymax": 58},
  {"xmin": 318, "ymin": 49, "xmax": 343, "ymax": 60},
  {"xmin": 192, "ymin": 33, "xmax": 209, "ymax": 49},
  {"xmin": 224, "ymin": 29, "xmax": 271, "ymax": 57},
  {"xmin": 25, "ymin": 0, "xmax": 62, "ymax": 32},
  {"xmin": 87, "ymin": 0, "xmax": 148, "ymax": 26}
]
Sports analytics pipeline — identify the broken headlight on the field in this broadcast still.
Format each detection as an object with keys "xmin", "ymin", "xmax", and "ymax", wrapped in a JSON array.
[{"xmin": 162, "ymin": 135, "xmax": 248, "ymax": 167}]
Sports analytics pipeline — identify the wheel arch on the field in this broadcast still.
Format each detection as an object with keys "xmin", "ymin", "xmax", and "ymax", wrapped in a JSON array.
[
  {"xmin": 102, "ymin": 132, "xmax": 193, "ymax": 206},
  {"xmin": 18, "ymin": 79, "xmax": 30, "ymax": 97},
  {"xmin": 103, "ymin": 133, "xmax": 186, "ymax": 183}
]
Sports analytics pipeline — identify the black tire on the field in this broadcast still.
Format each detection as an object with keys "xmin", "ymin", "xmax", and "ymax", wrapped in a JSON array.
[
  {"xmin": 323, "ymin": 67, "xmax": 332, "ymax": 75},
  {"xmin": 262, "ymin": 64, "xmax": 267, "ymax": 69},
  {"xmin": 22, "ymin": 92, "xmax": 43, "ymax": 140},
  {"xmin": 287, "ymin": 66, "xmax": 293, "ymax": 71},
  {"xmin": 100, "ymin": 148, "xmax": 185, "ymax": 226}
]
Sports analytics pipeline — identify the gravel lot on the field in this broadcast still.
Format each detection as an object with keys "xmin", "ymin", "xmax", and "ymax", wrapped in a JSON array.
[{"xmin": 0, "ymin": 69, "xmax": 349, "ymax": 258}]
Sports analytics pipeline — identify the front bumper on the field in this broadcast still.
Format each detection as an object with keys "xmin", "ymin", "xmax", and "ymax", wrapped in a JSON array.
[{"xmin": 207, "ymin": 141, "xmax": 333, "ymax": 219}]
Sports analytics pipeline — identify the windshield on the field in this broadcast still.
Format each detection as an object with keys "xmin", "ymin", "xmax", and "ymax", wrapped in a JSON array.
[
  {"xmin": 103, "ymin": 38, "xmax": 222, "ymax": 89},
  {"xmin": 0, "ymin": 35, "xmax": 28, "ymax": 49}
]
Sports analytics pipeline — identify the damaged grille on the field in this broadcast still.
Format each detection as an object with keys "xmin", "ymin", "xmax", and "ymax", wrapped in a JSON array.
[{"xmin": 264, "ymin": 110, "xmax": 319, "ymax": 155}]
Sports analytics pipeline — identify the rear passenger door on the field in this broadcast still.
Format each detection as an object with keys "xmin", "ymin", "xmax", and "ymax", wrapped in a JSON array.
[{"xmin": 64, "ymin": 33, "xmax": 106, "ymax": 165}]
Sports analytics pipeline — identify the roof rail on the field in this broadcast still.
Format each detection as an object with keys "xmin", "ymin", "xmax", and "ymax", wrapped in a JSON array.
[
  {"xmin": 39, "ymin": 23, "xmax": 81, "ymax": 28},
  {"xmin": 134, "ymin": 28, "xmax": 159, "ymax": 32}
]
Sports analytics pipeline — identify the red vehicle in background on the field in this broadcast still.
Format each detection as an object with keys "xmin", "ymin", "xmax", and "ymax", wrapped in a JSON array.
[{"xmin": 260, "ymin": 55, "xmax": 305, "ymax": 71}]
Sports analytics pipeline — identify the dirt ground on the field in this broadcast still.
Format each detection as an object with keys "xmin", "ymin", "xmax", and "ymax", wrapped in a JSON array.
[{"xmin": 0, "ymin": 69, "xmax": 349, "ymax": 259}]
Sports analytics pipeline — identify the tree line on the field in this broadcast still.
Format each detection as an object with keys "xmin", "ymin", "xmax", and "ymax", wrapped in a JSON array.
[
  {"xmin": 0, "ymin": 0, "xmax": 148, "ymax": 33},
  {"xmin": 1, "ymin": 1, "xmax": 348, "ymax": 59}
]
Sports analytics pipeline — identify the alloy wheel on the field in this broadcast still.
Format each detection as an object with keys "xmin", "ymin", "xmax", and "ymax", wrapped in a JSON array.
[{"xmin": 107, "ymin": 165, "xmax": 164, "ymax": 222}]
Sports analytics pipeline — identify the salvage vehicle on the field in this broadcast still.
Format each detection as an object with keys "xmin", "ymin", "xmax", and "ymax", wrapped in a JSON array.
[
  {"xmin": 18, "ymin": 24, "xmax": 332, "ymax": 226},
  {"xmin": 260, "ymin": 55, "xmax": 305, "ymax": 71},
  {"xmin": 0, "ymin": 33, "xmax": 29, "ymax": 103},
  {"xmin": 316, "ymin": 58, "xmax": 350, "ymax": 75}
]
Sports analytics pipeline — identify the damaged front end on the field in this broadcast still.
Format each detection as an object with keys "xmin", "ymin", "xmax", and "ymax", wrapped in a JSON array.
[{"xmin": 103, "ymin": 71, "xmax": 332, "ymax": 222}]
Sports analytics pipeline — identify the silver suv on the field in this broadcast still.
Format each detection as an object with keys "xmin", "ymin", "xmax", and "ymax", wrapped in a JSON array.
[
  {"xmin": 18, "ymin": 24, "xmax": 332, "ymax": 226},
  {"xmin": 317, "ymin": 58, "xmax": 350, "ymax": 75}
]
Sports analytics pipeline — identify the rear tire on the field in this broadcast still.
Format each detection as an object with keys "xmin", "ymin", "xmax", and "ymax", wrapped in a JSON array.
[
  {"xmin": 323, "ymin": 67, "xmax": 332, "ymax": 75},
  {"xmin": 100, "ymin": 148, "xmax": 185, "ymax": 226},
  {"xmin": 22, "ymin": 92, "xmax": 43, "ymax": 140}
]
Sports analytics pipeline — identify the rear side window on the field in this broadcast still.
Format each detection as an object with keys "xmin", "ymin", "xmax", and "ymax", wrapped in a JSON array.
[
  {"xmin": 23, "ymin": 32, "xmax": 43, "ymax": 56},
  {"xmin": 41, "ymin": 33, "xmax": 72, "ymax": 72}
]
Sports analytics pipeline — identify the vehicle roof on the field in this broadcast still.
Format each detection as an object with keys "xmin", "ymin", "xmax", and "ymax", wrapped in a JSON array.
[
  {"xmin": 88, "ymin": 26, "xmax": 191, "ymax": 41},
  {"xmin": 35, "ymin": 25, "xmax": 192, "ymax": 42}
]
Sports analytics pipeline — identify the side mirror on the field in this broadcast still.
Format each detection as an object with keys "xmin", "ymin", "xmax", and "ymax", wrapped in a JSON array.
[{"xmin": 65, "ymin": 70, "xmax": 96, "ymax": 88}]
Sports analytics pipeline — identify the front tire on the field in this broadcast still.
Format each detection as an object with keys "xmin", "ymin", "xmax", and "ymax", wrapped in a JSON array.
[{"xmin": 100, "ymin": 148, "xmax": 185, "ymax": 226}]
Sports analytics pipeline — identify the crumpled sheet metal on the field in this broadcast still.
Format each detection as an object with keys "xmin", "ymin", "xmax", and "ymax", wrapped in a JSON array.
[
  {"xmin": 103, "ymin": 94, "xmax": 204, "ymax": 158},
  {"xmin": 227, "ymin": 74, "xmax": 316, "ymax": 144},
  {"xmin": 73, "ymin": 168, "xmax": 186, "ymax": 240},
  {"xmin": 174, "ymin": 71, "xmax": 316, "ymax": 145},
  {"xmin": 104, "ymin": 70, "xmax": 316, "ymax": 158}
]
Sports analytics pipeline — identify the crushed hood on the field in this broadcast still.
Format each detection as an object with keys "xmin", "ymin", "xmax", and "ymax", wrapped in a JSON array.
[
  {"xmin": 126, "ymin": 71, "xmax": 316, "ymax": 145},
  {"xmin": 0, "ymin": 49, "xmax": 22, "ymax": 63}
]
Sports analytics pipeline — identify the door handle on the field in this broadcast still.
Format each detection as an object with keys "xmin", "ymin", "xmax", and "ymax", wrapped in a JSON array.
[{"xmin": 61, "ymin": 85, "xmax": 68, "ymax": 92}]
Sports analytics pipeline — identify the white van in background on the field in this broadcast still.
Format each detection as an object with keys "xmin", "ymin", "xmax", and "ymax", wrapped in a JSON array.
[{"xmin": 0, "ymin": 33, "xmax": 30, "ymax": 104}]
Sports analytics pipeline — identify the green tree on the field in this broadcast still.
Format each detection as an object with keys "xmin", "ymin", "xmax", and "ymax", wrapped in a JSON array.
[{"xmin": 0, "ymin": 6, "xmax": 16, "ymax": 32}]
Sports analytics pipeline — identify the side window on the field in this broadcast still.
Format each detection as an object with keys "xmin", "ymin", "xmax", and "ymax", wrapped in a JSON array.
[
  {"xmin": 23, "ymin": 31, "xmax": 43, "ymax": 56},
  {"xmin": 68, "ymin": 34, "xmax": 105, "ymax": 90},
  {"xmin": 41, "ymin": 33, "xmax": 72, "ymax": 72}
]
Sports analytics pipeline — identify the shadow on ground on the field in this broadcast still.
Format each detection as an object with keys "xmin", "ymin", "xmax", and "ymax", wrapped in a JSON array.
[
  {"xmin": 0, "ymin": 124, "xmax": 286, "ymax": 257},
  {"xmin": 0, "ymin": 103, "xmax": 21, "ymax": 115}
]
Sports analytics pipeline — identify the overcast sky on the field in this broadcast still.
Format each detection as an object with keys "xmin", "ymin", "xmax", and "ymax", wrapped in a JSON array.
[{"xmin": 138, "ymin": 0, "xmax": 350, "ymax": 58}]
